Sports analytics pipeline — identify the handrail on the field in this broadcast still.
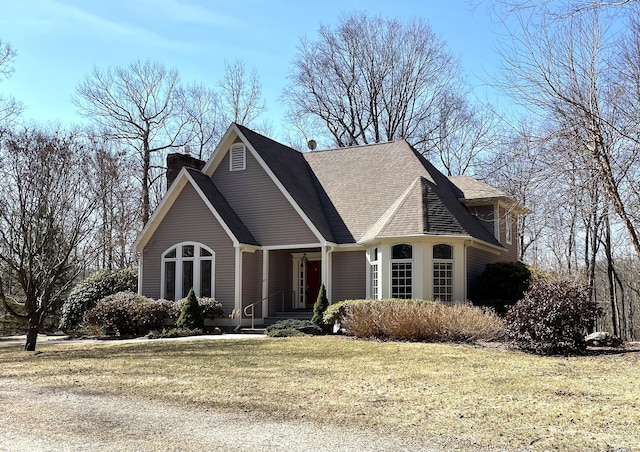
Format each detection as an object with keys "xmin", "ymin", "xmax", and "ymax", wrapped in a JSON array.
[{"xmin": 243, "ymin": 290, "xmax": 285, "ymax": 330}]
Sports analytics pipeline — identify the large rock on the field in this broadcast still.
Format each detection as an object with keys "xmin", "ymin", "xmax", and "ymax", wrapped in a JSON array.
[{"xmin": 585, "ymin": 331, "xmax": 623, "ymax": 347}]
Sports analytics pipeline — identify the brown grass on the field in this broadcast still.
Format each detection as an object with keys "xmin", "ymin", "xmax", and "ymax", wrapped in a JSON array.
[
  {"xmin": 1, "ymin": 337, "xmax": 639, "ymax": 450},
  {"xmin": 343, "ymin": 300, "xmax": 505, "ymax": 341}
]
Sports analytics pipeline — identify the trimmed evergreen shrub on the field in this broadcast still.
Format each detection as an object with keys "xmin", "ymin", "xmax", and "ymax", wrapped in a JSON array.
[
  {"xmin": 474, "ymin": 262, "xmax": 531, "ymax": 315},
  {"xmin": 311, "ymin": 284, "xmax": 329, "ymax": 330},
  {"xmin": 504, "ymin": 278, "xmax": 603, "ymax": 355},
  {"xmin": 60, "ymin": 268, "xmax": 138, "ymax": 331},
  {"xmin": 176, "ymin": 288, "xmax": 204, "ymax": 330},
  {"xmin": 265, "ymin": 319, "xmax": 323, "ymax": 336}
]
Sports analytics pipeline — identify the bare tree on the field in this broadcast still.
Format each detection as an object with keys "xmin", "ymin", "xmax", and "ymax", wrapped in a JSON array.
[
  {"xmin": 0, "ymin": 39, "xmax": 23, "ymax": 127},
  {"xmin": 283, "ymin": 12, "xmax": 459, "ymax": 149},
  {"xmin": 180, "ymin": 83, "xmax": 223, "ymax": 160},
  {"xmin": 219, "ymin": 60, "xmax": 266, "ymax": 127},
  {"xmin": 430, "ymin": 90, "xmax": 500, "ymax": 176},
  {"xmin": 74, "ymin": 60, "xmax": 190, "ymax": 224},
  {"xmin": 0, "ymin": 127, "xmax": 95, "ymax": 351},
  {"xmin": 83, "ymin": 130, "xmax": 140, "ymax": 270}
]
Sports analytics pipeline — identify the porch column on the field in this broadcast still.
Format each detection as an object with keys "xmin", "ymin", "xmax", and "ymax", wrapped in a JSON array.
[
  {"xmin": 262, "ymin": 249, "xmax": 269, "ymax": 318},
  {"xmin": 321, "ymin": 245, "xmax": 333, "ymax": 302},
  {"xmin": 234, "ymin": 246, "xmax": 243, "ymax": 326}
]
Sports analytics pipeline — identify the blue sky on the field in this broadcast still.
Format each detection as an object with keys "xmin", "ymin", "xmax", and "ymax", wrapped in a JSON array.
[{"xmin": 0, "ymin": 0, "xmax": 505, "ymax": 140}]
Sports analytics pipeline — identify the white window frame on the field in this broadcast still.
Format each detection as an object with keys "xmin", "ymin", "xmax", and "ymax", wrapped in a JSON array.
[
  {"xmin": 391, "ymin": 244, "xmax": 413, "ymax": 299},
  {"xmin": 506, "ymin": 213, "xmax": 512, "ymax": 245},
  {"xmin": 369, "ymin": 247, "xmax": 379, "ymax": 299},
  {"xmin": 432, "ymin": 244, "xmax": 453, "ymax": 303},
  {"xmin": 161, "ymin": 242, "xmax": 215, "ymax": 300},
  {"xmin": 229, "ymin": 143, "xmax": 246, "ymax": 171}
]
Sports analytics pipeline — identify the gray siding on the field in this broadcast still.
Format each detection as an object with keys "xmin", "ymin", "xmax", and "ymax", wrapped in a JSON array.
[
  {"xmin": 242, "ymin": 250, "xmax": 262, "ymax": 315},
  {"xmin": 331, "ymin": 251, "xmax": 366, "ymax": 303},
  {"xmin": 141, "ymin": 183, "xmax": 236, "ymax": 314},
  {"xmin": 469, "ymin": 205, "xmax": 495, "ymax": 236},
  {"xmin": 267, "ymin": 250, "xmax": 293, "ymax": 314},
  {"xmin": 211, "ymin": 149, "xmax": 318, "ymax": 246}
]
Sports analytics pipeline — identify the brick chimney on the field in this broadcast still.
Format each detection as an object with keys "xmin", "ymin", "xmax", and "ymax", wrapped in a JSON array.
[{"xmin": 166, "ymin": 153, "xmax": 206, "ymax": 189}]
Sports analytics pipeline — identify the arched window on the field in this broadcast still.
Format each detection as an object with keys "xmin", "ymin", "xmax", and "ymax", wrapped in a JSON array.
[
  {"xmin": 391, "ymin": 244, "xmax": 413, "ymax": 299},
  {"xmin": 433, "ymin": 244, "xmax": 453, "ymax": 302},
  {"xmin": 162, "ymin": 242, "xmax": 215, "ymax": 300}
]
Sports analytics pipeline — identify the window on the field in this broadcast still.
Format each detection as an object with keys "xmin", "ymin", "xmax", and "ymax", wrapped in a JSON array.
[
  {"xmin": 369, "ymin": 247, "xmax": 379, "ymax": 299},
  {"xmin": 433, "ymin": 244, "xmax": 453, "ymax": 302},
  {"xmin": 391, "ymin": 244, "xmax": 412, "ymax": 299},
  {"xmin": 229, "ymin": 144, "xmax": 246, "ymax": 171},
  {"xmin": 162, "ymin": 242, "xmax": 214, "ymax": 300},
  {"xmin": 506, "ymin": 214, "xmax": 512, "ymax": 245}
]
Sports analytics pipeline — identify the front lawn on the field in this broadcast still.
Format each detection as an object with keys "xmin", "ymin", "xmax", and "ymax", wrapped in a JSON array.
[{"xmin": 1, "ymin": 336, "xmax": 638, "ymax": 450}]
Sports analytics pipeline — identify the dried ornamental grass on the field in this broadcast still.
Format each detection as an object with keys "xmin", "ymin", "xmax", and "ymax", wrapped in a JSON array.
[{"xmin": 342, "ymin": 299, "xmax": 504, "ymax": 341}]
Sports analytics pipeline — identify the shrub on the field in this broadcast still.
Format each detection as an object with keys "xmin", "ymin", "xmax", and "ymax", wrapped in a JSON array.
[
  {"xmin": 504, "ymin": 278, "xmax": 603, "ymax": 355},
  {"xmin": 198, "ymin": 297, "xmax": 224, "ymax": 319},
  {"xmin": 60, "ymin": 268, "xmax": 138, "ymax": 331},
  {"xmin": 147, "ymin": 327, "xmax": 202, "ymax": 339},
  {"xmin": 474, "ymin": 262, "xmax": 531, "ymax": 316},
  {"xmin": 82, "ymin": 291, "xmax": 145, "ymax": 336},
  {"xmin": 176, "ymin": 288, "xmax": 203, "ymax": 330},
  {"xmin": 131, "ymin": 299, "xmax": 177, "ymax": 334},
  {"xmin": 311, "ymin": 284, "xmax": 329, "ymax": 330},
  {"xmin": 265, "ymin": 319, "xmax": 323, "ymax": 336},
  {"xmin": 323, "ymin": 299, "xmax": 382, "ymax": 326},
  {"xmin": 341, "ymin": 299, "xmax": 504, "ymax": 342}
]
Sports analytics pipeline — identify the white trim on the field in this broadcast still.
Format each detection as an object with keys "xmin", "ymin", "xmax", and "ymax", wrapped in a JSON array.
[
  {"xmin": 263, "ymin": 243, "xmax": 322, "ymax": 250},
  {"xmin": 234, "ymin": 246, "xmax": 243, "ymax": 326},
  {"xmin": 493, "ymin": 204, "xmax": 500, "ymax": 241},
  {"xmin": 506, "ymin": 213, "xmax": 512, "ymax": 245},
  {"xmin": 137, "ymin": 253, "xmax": 143, "ymax": 296},
  {"xmin": 262, "ymin": 250, "xmax": 269, "ymax": 318}
]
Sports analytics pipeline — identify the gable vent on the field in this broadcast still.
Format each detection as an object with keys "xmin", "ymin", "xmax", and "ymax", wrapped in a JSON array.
[{"xmin": 229, "ymin": 144, "xmax": 246, "ymax": 171}]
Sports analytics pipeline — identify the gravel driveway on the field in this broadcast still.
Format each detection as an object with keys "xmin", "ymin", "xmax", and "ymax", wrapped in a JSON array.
[{"xmin": 0, "ymin": 380, "xmax": 445, "ymax": 452}]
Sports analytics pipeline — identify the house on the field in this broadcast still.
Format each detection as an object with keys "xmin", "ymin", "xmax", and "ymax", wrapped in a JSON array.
[{"xmin": 134, "ymin": 123, "xmax": 526, "ymax": 327}]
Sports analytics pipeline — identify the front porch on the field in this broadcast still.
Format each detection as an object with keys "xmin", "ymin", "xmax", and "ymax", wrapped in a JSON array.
[{"xmin": 238, "ymin": 246, "xmax": 330, "ymax": 327}]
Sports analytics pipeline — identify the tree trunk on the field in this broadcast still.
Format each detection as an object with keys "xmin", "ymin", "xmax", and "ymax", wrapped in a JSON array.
[{"xmin": 24, "ymin": 319, "xmax": 40, "ymax": 351}]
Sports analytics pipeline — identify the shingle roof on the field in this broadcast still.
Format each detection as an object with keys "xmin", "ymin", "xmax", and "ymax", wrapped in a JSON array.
[
  {"xmin": 448, "ymin": 175, "xmax": 510, "ymax": 200},
  {"xmin": 303, "ymin": 140, "xmax": 501, "ymax": 246},
  {"xmin": 235, "ymin": 124, "xmax": 349, "ymax": 243},
  {"xmin": 186, "ymin": 168, "xmax": 259, "ymax": 246}
]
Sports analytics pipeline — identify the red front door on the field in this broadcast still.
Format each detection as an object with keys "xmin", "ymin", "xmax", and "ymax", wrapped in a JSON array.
[{"xmin": 306, "ymin": 260, "xmax": 321, "ymax": 309}]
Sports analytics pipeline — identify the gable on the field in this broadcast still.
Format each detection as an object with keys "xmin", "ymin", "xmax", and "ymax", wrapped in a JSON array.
[
  {"xmin": 211, "ymin": 145, "xmax": 320, "ymax": 246},
  {"xmin": 139, "ymin": 183, "xmax": 235, "ymax": 301}
]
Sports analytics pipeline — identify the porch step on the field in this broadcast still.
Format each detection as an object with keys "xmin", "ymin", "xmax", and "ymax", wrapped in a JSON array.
[
  {"xmin": 262, "ymin": 310, "xmax": 313, "ymax": 327},
  {"xmin": 239, "ymin": 328, "xmax": 266, "ymax": 334}
]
